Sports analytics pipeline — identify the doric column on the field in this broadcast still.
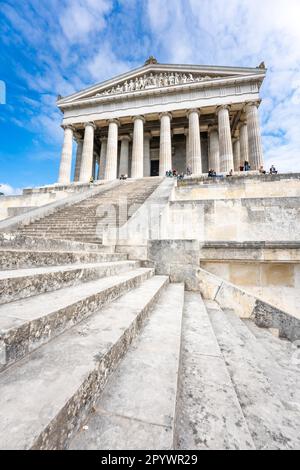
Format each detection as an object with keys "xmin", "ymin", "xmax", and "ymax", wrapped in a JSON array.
[
  {"xmin": 245, "ymin": 102, "xmax": 264, "ymax": 169},
  {"xmin": 79, "ymin": 122, "xmax": 96, "ymax": 182},
  {"xmin": 187, "ymin": 109, "xmax": 202, "ymax": 175},
  {"xmin": 239, "ymin": 121, "xmax": 249, "ymax": 166},
  {"xmin": 208, "ymin": 126, "xmax": 220, "ymax": 172},
  {"xmin": 159, "ymin": 112, "xmax": 172, "ymax": 176},
  {"xmin": 184, "ymin": 129, "xmax": 190, "ymax": 171},
  {"xmin": 131, "ymin": 116, "xmax": 144, "ymax": 178},
  {"xmin": 233, "ymin": 138, "xmax": 241, "ymax": 171},
  {"xmin": 119, "ymin": 135, "xmax": 130, "ymax": 177},
  {"xmin": 73, "ymin": 136, "xmax": 83, "ymax": 182},
  {"xmin": 143, "ymin": 132, "xmax": 151, "ymax": 177},
  {"xmin": 58, "ymin": 125, "xmax": 74, "ymax": 184},
  {"xmin": 105, "ymin": 119, "xmax": 119, "ymax": 180},
  {"xmin": 217, "ymin": 105, "xmax": 234, "ymax": 172},
  {"xmin": 98, "ymin": 137, "xmax": 107, "ymax": 180}
]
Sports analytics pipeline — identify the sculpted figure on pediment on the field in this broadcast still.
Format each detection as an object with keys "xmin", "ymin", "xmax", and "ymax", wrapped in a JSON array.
[
  {"xmin": 149, "ymin": 73, "xmax": 156, "ymax": 86},
  {"xmin": 158, "ymin": 73, "xmax": 163, "ymax": 87},
  {"xmin": 135, "ymin": 77, "xmax": 140, "ymax": 90},
  {"xmin": 139, "ymin": 76, "xmax": 145, "ymax": 88}
]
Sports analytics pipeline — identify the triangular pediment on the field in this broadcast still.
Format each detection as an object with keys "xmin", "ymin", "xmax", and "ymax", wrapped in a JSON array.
[{"xmin": 57, "ymin": 62, "xmax": 266, "ymax": 107}]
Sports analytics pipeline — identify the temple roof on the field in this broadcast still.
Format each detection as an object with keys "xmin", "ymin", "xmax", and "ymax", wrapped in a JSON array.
[{"xmin": 57, "ymin": 59, "xmax": 266, "ymax": 109}]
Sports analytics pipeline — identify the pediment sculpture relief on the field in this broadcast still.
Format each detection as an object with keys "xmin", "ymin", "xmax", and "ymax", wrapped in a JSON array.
[{"xmin": 95, "ymin": 72, "xmax": 222, "ymax": 98}]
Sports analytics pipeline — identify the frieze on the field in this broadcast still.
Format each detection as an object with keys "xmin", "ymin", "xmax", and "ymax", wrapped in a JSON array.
[{"xmin": 95, "ymin": 72, "xmax": 222, "ymax": 98}]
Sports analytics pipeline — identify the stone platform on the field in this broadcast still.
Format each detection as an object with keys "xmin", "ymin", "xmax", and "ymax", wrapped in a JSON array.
[{"xmin": 0, "ymin": 174, "xmax": 299, "ymax": 449}]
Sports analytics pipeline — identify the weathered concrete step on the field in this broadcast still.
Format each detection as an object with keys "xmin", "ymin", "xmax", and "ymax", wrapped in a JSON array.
[
  {"xmin": 225, "ymin": 310, "xmax": 300, "ymax": 413},
  {"xmin": 21, "ymin": 223, "xmax": 100, "ymax": 228},
  {"xmin": 0, "ymin": 250, "xmax": 127, "ymax": 269},
  {"xmin": 19, "ymin": 229, "xmax": 101, "ymax": 235},
  {"xmin": 70, "ymin": 283, "xmax": 184, "ymax": 450},
  {"xmin": 0, "ymin": 260, "xmax": 140, "ymax": 304},
  {"xmin": 0, "ymin": 234, "xmax": 112, "ymax": 253},
  {"xmin": 16, "ymin": 233, "xmax": 103, "ymax": 244},
  {"xmin": 0, "ymin": 267, "xmax": 154, "ymax": 371},
  {"xmin": 207, "ymin": 300, "xmax": 300, "ymax": 450},
  {"xmin": 244, "ymin": 319, "xmax": 300, "ymax": 370},
  {"xmin": 0, "ymin": 275, "xmax": 168, "ymax": 449},
  {"xmin": 174, "ymin": 293, "xmax": 254, "ymax": 450}
]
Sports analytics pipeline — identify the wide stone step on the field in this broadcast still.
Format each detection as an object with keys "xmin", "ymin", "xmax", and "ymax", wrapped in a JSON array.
[
  {"xmin": 244, "ymin": 319, "xmax": 299, "ymax": 370},
  {"xmin": 19, "ymin": 229, "xmax": 101, "ymax": 235},
  {"xmin": 0, "ymin": 267, "xmax": 154, "ymax": 370},
  {"xmin": 0, "ymin": 260, "xmax": 140, "ymax": 304},
  {"xmin": 70, "ymin": 283, "xmax": 184, "ymax": 450},
  {"xmin": 174, "ymin": 292, "xmax": 254, "ymax": 450},
  {"xmin": 16, "ymin": 233, "xmax": 103, "ymax": 244},
  {"xmin": 0, "ymin": 234, "xmax": 110, "ymax": 253},
  {"xmin": 0, "ymin": 274, "xmax": 168, "ymax": 449},
  {"xmin": 206, "ymin": 300, "xmax": 300, "ymax": 450},
  {"xmin": 225, "ymin": 310, "xmax": 300, "ymax": 413},
  {"xmin": 0, "ymin": 249, "xmax": 127, "ymax": 270}
]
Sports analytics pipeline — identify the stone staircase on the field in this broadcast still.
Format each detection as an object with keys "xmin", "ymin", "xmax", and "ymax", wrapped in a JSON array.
[
  {"xmin": 17, "ymin": 178, "xmax": 162, "ymax": 244},
  {"xmin": 0, "ymin": 240, "xmax": 299, "ymax": 449}
]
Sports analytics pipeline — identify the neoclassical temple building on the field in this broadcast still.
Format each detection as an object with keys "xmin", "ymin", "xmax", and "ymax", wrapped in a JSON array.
[{"xmin": 57, "ymin": 57, "xmax": 266, "ymax": 183}]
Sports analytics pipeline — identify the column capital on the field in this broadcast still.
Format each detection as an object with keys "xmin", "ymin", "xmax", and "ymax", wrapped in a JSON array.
[
  {"xmin": 119, "ymin": 134, "xmax": 131, "ymax": 142},
  {"xmin": 61, "ymin": 124, "xmax": 75, "ymax": 132},
  {"xmin": 187, "ymin": 108, "xmax": 200, "ymax": 118},
  {"xmin": 108, "ymin": 118, "xmax": 120, "ymax": 126},
  {"xmin": 244, "ymin": 100, "xmax": 261, "ymax": 110},
  {"xmin": 208, "ymin": 125, "xmax": 218, "ymax": 134},
  {"xmin": 159, "ymin": 112, "xmax": 172, "ymax": 120},
  {"xmin": 84, "ymin": 121, "xmax": 96, "ymax": 130},
  {"xmin": 132, "ymin": 115, "xmax": 145, "ymax": 123},
  {"xmin": 216, "ymin": 104, "xmax": 231, "ymax": 114},
  {"xmin": 100, "ymin": 136, "xmax": 108, "ymax": 143},
  {"xmin": 184, "ymin": 129, "xmax": 189, "ymax": 136},
  {"xmin": 144, "ymin": 131, "xmax": 152, "ymax": 139}
]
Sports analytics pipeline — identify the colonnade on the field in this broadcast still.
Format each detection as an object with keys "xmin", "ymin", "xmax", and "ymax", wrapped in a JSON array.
[{"xmin": 58, "ymin": 102, "xmax": 264, "ymax": 183}]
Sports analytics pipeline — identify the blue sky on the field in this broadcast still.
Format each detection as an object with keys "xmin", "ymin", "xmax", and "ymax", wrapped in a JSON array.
[{"xmin": 1, "ymin": 0, "xmax": 300, "ymax": 194}]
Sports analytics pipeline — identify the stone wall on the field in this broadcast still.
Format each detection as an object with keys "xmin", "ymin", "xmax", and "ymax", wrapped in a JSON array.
[
  {"xmin": 175, "ymin": 173, "xmax": 300, "ymax": 200},
  {"xmin": 0, "ymin": 182, "xmax": 100, "ymax": 221},
  {"xmin": 198, "ymin": 267, "xmax": 300, "ymax": 342},
  {"xmin": 162, "ymin": 197, "xmax": 300, "ymax": 242},
  {"xmin": 201, "ymin": 259, "xmax": 300, "ymax": 319}
]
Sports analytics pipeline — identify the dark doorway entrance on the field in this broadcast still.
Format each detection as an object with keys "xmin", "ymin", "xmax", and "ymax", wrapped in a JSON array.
[{"xmin": 151, "ymin": 160, "xmax": 159, "ymax": 176}]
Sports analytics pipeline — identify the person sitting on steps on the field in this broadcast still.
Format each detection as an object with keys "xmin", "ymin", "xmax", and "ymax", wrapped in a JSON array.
[
  {"xmin": 259, "ymin": 166, "xmax": 266, "ymax": 174},
  {"xmin": 270, "ymin": 165, "xmax": 278, "ymax": 174}
]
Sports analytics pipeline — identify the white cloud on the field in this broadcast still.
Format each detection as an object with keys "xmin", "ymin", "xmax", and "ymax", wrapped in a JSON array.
[
  {"xmin": 0, "ymin": 183, "xmax": 22, "ymax": 196},
  {"xmin": 86, "ymin": 43, "xmax": 133, "ymax": 82},
  {"xmin": 59, "ymin": 0, "xmax": 112, "ymax": 43}
]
